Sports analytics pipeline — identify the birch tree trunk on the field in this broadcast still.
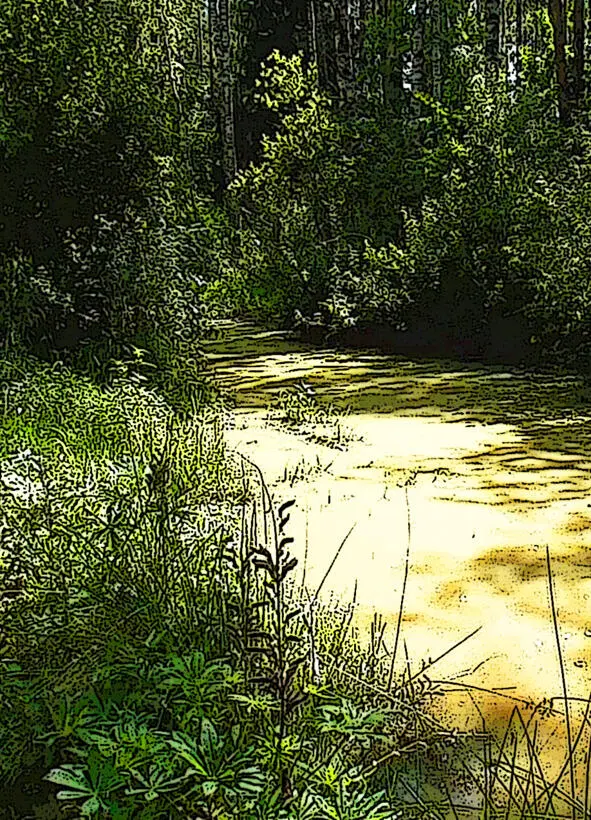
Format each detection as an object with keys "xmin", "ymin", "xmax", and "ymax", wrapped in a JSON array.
[
  {"xmin": 208, "ymin": 0, "xmax": 215, "ymax": 103},
  {"xmin": 197, "ymin": 0, "xmax": 204, "ymax": 71},
  {"xmin": 316, "ymin": 0, "xmax": 339, "ymax": 93},
  {"xmin": 309, "ymin": 0, "xmax": 319, "ymax": 67},
  {"xmin": 335, "ymin": 0, "xmax": 353, "ymax": 100},
  {"xmin": 410, "ymin": 0, "xmax": 427, "ymax": 116},
  {"xmin": 348, "ymin": 0, "xmax": 361, "ymax": 81},
  {"xmin": 485, "ymin": 0, "xmax": 501, "ymax": 64},
  {"xmin": 212, "ymin": 0, "xmax": 236, "ymax": 190},
  {"xmin": 383, "ymin": 0, "xmax": 404, "ymax": 111},
  {"xmin": 515, "ymin": 0, "xmax": 523, "ymax": 84},
  {"xmin": 573, "ymin": 0, "xmax": 585, "ymax": 104},
  {"xmin": 549, "ymin": 0, "xmax": 570, "ymax": 122},
  {"xmin": 432, "ymin": 0, "xmax": 443, "ymax": 101}
]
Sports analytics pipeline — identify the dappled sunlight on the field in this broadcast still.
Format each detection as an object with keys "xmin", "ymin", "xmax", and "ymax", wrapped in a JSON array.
[{"xmin": 207, "ymin": 324, "xmax": 591, "ymax": 715}]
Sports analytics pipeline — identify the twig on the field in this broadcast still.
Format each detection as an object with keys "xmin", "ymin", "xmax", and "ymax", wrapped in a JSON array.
[
  {"xmin": 388, "ymin": 483, "xmax": 412, "ymax": 691},
  {"xmin": 546, "ymin": 544, "xmax": 576, "ymax": 820}
]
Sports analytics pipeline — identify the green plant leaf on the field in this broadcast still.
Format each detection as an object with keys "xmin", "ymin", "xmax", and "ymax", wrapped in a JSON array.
[{"xmin": 202, "ymin": 780, "xmax": 218, "ymax": 796}]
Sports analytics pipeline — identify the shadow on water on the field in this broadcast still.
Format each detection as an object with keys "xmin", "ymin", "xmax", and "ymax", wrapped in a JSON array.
[
  {"xmin": 200, "ymin": 323, "xmax": 591, "ymax": 814},
  {"xmin": 204, "ymin": 321, "xmax": 591, "ymax": 464},
  {"xmin": 205, "ymin": 323, "xmax": 591, "ymax": 707}
]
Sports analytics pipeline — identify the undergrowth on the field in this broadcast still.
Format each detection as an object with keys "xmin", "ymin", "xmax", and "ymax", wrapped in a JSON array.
[{"xmin": 0, "ymin": 355, "xmax": 589, "ymax": 818}]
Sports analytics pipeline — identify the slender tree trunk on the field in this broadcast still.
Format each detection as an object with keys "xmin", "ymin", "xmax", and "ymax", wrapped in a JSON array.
[
  {"xmin": 208, "ymin": 0, "xmax": 215, "ymax": 103},
  {"xmin": 516, "ymin": 0, "xmax": 523, "ymax": 84},
  {"xmin": 159, "ymin": 0, "xmax": 184, "ymax": 126},
  {"xmin": 210, "ymin": 0, "xmax": 236, "ymax": 193},
  {"xmin": 549, "ymin": 0, "xmax": 571, "ymax": 122},
  {"xmin": 310, "ymin": 0, "xmax": 319, "ymax": 68},
  {"xmin": 335, "ymin": 0, "xmax": 352, "ymax": 100},
  {"xmin": 209, "ymin": 0, "xmax": 221, "ymax": 194},
  {"xmin": 357, "ymin": 0, "xmax": 370, "ymax": 93},
  {"xmin": 485, "ymin": 0, "xmax": 501, "ymax": 63},
  {"xmin": 410, "ymin": 0, "xmax": 427, "ymax": 116},
  {"xmin": 432, "ymin": 0, "xmax": 443, "ymax": 100},
  {"xmin": 197, "ymin": 0, "xmax": 204, "ymax": 71},
  {"xmin": 316, "ymin": 0, "xmax": 338, "ymax": 92},
  {"xmin": 218, "ymin": 0, "xmax": 236, "ymax": 186},
  {"xmin": 573, "ymin": 0, "xmax": 585, "ymax": 103},
  {"xmin": 353, "ymin": 0, "xmax": 366, "ymax": 67},
  {"xmin": 348, "ymin": 0, "xmax": 361, "ymax": 81},
  {"xmin": 157, "ymin": 0, "xmax": 197, "ymax": 209},
  {"xmin": 383, "ymin": 0, "xmax": 404, "ymax": 111}
]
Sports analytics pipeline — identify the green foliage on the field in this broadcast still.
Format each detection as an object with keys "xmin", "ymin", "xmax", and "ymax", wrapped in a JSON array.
[
  {"xmin": 0, "ymin": 356, "xmax": 460, "ymax": 818},
  {"xmin": 389, "ymin": 78, "xmax": 591, "ymax": 362},
  {"xmin": 4, "ymin": 0, "xmax": 591, "ymax": 814},
  {"xmin": 267, "ymin": 381, "xmax": 353, "ymax": 449},
  {"xmin": 226, "ymin": 52, "xmax": 348, "ymax": 321},
  {"xmin": 0, "ymin": 0, "xmax": 216, "ymax": 365}
]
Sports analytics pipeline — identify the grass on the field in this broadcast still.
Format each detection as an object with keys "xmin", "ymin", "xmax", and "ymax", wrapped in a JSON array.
[
  {"xmin": 266, "ymin": 381, "xmax": 357, "ymax": 450},
  {"xmin": 1, "ymin": 353, "xmax": 591, "ymax": 818},
  {"xmin": 279, "ymin": 454, "xmax": 334, "ymax": 487}
]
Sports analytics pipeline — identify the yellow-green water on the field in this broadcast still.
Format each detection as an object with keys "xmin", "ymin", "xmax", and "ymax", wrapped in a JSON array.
[{"xmin": 205, "ymin": 321, "xmax": 591, "ymax": 757}]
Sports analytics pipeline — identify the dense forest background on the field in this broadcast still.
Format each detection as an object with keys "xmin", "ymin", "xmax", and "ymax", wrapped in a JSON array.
[{"xmin": 2, "ymin": 0, "xmax": 591, "ymax": 371}]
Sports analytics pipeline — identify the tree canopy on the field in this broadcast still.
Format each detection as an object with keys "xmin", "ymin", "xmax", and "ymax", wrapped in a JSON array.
[{"xmin": 2, "ymin": 0, "xmax": 591, "ymax": 367}]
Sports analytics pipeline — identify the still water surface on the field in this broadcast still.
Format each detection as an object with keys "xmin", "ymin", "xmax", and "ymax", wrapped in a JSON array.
[{"xmin": 204, "ymin": 321, "xmax": 591, "ymax": 745}]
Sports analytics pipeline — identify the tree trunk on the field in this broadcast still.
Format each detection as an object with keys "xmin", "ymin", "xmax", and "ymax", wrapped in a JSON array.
[
  {"xmin": 573, "ymin": 0, "xmax": 585, "ymax": 103},
  {"xmin": 410, "ymin": 0, "xmax": 427, "ymax": 115},
  {"xmin": 515, "ymin": 0, "xmax": 523, "ymax": 84},
  {"xmin": 348, "ymin": 0, "xmax": 362, "ymax": 78},
  {"xmin": 356, "ymin": 0, "xmax": 370, "ymax": 93},
  {"xmin": 485, "ymin": 0, "xmax": 501, "ymax": 63},
  {"xmin": 211, "ymin": 0, "xmax": 236, "ymax": 192},
  {"xmin": 197, "ymin": 0, "xmax": 204, "ymax": 71},
  {"xmin": 432, "ymin": 0, "xmax": 443, "ymax": 100},
  {"xmin": 383, "ymin": 0, "xmax": 404, "ymax": 111},
  {"xmin": 310, "ymin": 0, "xmax": 319, "ymax": 68},
  {"xmin": 315, "ymin": 0, "xmax": 339, "ymax": 93},
  {"xmin": 549, "ymin": 0, "xmax": 570, "ymax": 122},
  {"xmin": 335, "ymin": 0, "xmax": 353, "ymax": 100}
]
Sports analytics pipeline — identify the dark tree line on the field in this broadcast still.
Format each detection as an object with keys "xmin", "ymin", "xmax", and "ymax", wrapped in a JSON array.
[
  {"xmin": 3, "ymin": 0, "xmax": 591, "ymax": 367},
  {"xmin": 199, "ymin": 0, "xmax": 591, "ymax": 188}
]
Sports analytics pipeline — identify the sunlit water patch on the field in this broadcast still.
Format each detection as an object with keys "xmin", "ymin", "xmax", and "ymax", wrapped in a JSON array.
[{"xmin": 205, "ymin": 323, "xmax": 591, "ymax": 764}]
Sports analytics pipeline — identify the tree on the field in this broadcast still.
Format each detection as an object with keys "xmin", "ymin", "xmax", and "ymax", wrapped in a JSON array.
[
  {"xmin": 210, "ymin": 0, "xmax": 236, "ymax": 194},
  {"xmin": 233, "ymin": 0, "xmax": 309, "ymax": 167},
  {"xmin": 485, "ymin": 0, "xmax": 501, "ymax": 64},
  {"xmin": 0, "ymin": 0, "xmax": 215, "ymax": 353},
  {"xmin": 515, "ymin": 0, "xmax": 523, "ymax": 84},
  {"xmin": 573, "ymin": 0, "xmax": 585, "ymax": 104},
  {"xmin": 410, "ymin": 0, "xmax": 427, "ymax": 115},
  {"xmin": 383, "ymin": 0, "xmax": 405, "ymax": 111},
  {"xmin": 548, "ymin": 0, "xmax": 570, "ymax": 122},
  {"xmin": 431, "ymin": 0, "xmax": 443, "ymax": 100}
]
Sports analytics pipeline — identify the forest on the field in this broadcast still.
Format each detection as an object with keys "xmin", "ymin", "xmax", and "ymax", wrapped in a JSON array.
[
  {"xmin": 2, "ymin": 0, "xmax": 591, "ymax": 817},
  {"xmin": 2, "ymin": 0, "xmax": 591, "ymax": 367}
]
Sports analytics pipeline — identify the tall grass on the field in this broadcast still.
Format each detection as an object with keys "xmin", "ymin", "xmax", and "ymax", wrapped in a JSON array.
[{"xmin": 1, "ymin": 354, "xmax": 590, "ymax": 818}]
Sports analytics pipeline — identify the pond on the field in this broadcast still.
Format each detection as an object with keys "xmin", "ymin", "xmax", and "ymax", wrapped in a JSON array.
[{"xmin": 204, "ymin": 320, "xmax": 591, "ymax": 760}]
